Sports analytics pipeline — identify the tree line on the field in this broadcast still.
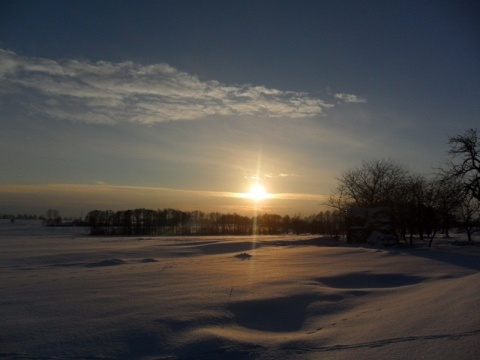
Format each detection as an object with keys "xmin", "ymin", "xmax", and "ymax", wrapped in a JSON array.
[
  {"xmin": 1, "ymin": 214, "xmax": 41, "ymax": 220},
  {"xmin": 327, "ymin": 128, "xmax": 480, "ymax": 244},
  {"xmin": 1, "ymin": 210, "xmax": 78, "ymax": 224},
  {"xmin": 85, "ymin": 208, "xmax": 344, "ymax": 236}
]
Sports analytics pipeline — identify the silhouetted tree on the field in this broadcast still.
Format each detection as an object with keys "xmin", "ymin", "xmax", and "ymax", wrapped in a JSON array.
[
  {"xmin": 332, "ymin": 159, "xmax": 410, "ymax": 209},
  {"xmin": 45, "ymin": 209, "xmax": 62, "ymax": 226},
  {"xmin": 327, "ymin": 159, "xmax": 412, "ymax": 238},
  {"xmin": 456, "ymin": 193, "xmax": 480, "ymax": 241},
  {"xmin": 444, "ymin": 128, "xmax": 480, "ymax": 201},
  {"xmin": 433, "ymin": 176, "xmax": 464, "ymax": 238}
]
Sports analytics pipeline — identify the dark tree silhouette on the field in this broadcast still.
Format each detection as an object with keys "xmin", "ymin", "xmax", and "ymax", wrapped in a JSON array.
[
  {"xmin": 445, "ymin": 128, "xmax": 480, "ymax": 201},
  {"xmin": 330, "ymin": 159, "xmax": 410, "ymax": 209},
  {"xmin": 456, "ymin": 193, "xmax": 480, "ymax": 241}
]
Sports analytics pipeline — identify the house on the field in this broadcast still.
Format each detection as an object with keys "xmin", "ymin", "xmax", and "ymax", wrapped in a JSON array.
[{"xmin": 346, "ymin": 207, "xmax": 396, "ymax": 245}]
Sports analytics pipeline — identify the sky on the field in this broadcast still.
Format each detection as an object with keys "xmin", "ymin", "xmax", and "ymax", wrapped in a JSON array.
[{"xmin": 0, "ymin": 0, "xmax": 479, "ymax": 217}]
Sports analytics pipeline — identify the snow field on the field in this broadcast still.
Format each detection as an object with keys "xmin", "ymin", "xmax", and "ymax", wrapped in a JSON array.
[{"xmin": 1, "ymin": 221, "xmax": 479, "ymax": 359}]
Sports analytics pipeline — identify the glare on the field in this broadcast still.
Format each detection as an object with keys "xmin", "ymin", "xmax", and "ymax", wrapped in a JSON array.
[{"xmin": 248, "ymin": 183, "xmax": 267, "ymax": 201}]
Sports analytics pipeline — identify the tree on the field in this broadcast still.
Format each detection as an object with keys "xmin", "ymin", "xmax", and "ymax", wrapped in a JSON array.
[
  {"xmin": 456, "ymin": 193, "xmax": 480, "ymax": 241},
  {"xmin": 396, "ymin": 174, "xmax": 430, "ymax": 244},
  {"xmin": 330, "ymin": 159, "xmax": 410, "ymax": 209},
  {"xmin": 45, "ymin": 209, "xmax": 61, "ymax": 226},
  {"xmin": 432, "ymin": 176, "xmax": 464, "ymax": 238},
  {"xmin": 444, "ymin": 128, "xmax": 480, "ymax": 201}
]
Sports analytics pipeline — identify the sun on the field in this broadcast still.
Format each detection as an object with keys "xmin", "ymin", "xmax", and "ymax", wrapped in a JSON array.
[{"xmin": 248, "ymin": 183, "xmax": 267, "ymax": 201}]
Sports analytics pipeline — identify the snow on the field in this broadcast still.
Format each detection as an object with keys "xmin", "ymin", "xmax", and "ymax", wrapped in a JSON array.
[
  {"xmin": 367, "ymin": 230, "xmax": 398, "ymax": 246},
  {"xmin": 1, "ymin": 220, "xmax": 479, "ymax": 359}
]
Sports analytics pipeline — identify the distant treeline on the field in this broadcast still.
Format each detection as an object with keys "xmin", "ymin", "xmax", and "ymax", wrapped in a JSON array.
[
  {"xmin": 85, "ymin": 208, "xmax": 343, "ymax": 236},
  {"xmin": 1, "ymin": 214, "xmax": 43, "ymax": 220},
  {"xmin": 1, "ymin": 211, "xmax": 84, "ymax": 226}
]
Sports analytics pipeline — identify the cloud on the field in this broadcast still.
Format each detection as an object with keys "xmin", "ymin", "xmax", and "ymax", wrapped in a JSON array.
[
  {"xmin": 264, "ymin": 173, "xmax": 301, "ymax": 178},
  {"xmin": 244, "ymin": 173, "xmax": 301, "ymax": 180},
  {"xmin": 334, "ymin": 93, "xmax": 367, "ymax": 104},
  {"xmin": 0, "ymin": 49, "xmax": 334, "ymax": 124}
]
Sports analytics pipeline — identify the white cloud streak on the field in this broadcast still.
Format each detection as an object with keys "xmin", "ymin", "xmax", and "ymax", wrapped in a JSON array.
[
  {"xmin": 334, "ymin": 93, "xmax": 367, "ymax": 104},
  {"xmin": 0, "ymin": 49, "xmax": 335, "ymax": 124}
]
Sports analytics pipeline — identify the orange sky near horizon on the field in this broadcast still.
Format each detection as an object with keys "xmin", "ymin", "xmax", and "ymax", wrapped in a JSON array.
[{"xmin": 0, "ymin": 184, "xmax": 328, "ymax": 218}]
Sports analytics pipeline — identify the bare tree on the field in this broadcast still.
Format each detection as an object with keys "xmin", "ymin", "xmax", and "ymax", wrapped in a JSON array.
[
  {"xmin": 329, "ymin": 159, "xmax": 410, "ymax": 209},
  {"xmin": 456, "ymin": 193, "xmax": 480, "ymax": 241},
  {"xmin": 432, "ymin": 176, "xmax": 464, "ymax": 238},
  {"xmin": 445, "ymin": 128, "xmax": 480, "ymax": 201},
  {"xmin": 396, "ymin": 174, "xmax": 431, "ymax": 244}
]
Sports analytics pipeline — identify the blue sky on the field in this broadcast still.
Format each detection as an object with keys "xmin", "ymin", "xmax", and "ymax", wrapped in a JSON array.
[{"xmin": 1, "ymin": 0, "xmax": 479, "ymax": 217}]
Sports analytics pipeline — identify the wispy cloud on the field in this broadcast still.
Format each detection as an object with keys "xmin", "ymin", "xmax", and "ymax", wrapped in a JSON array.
[
  {"xmin": 264, "ymin": 173, "xmax": 301, "ymax": 179},
  {"xmin": 334, "ymin": 93, "xmax": 367, "ymax": 104},
  {"xmin": 245, "ymin": 173, "xmax": 301, "ymax": 180},
  {"xmin": 1, "ymin": 49, "xmax": 335, "ymax": 124}
]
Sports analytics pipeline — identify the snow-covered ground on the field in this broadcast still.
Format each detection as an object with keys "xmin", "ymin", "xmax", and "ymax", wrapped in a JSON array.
[{"xmin": 1, "ymin": 220, "xmax": 479, "ymax": 359}]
